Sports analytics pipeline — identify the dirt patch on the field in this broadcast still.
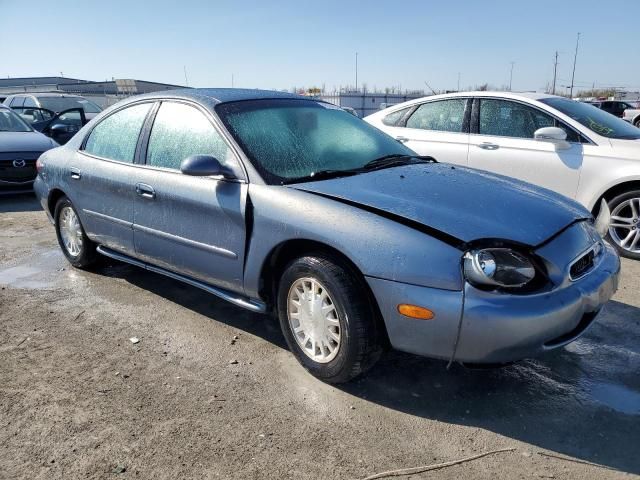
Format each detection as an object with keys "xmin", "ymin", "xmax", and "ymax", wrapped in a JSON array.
[{"xmin": 1, "ymin": 195, "xmax": 639, "ymax": 479}]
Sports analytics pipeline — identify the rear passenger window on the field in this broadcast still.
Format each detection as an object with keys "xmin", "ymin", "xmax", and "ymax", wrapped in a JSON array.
[
  {"xmin": 10, "ymin": 97, "xmax": 25, "ymax": 107},
  {"xmin": 84, "ymin": 103, "xmax": 151, "ymax": 163},
  {"xmin": 23, "ymin": 97, "xmax": 37, "ymax": 108},
  {"xmin": 146, "ymin": 102, "xmax": 233, "ymax": 170},
  {"xmin": 406, "ymin": 99, "xmax": 466, "ymax": 132}
]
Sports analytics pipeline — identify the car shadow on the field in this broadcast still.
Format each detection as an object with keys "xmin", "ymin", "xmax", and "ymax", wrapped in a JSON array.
[
  {"xmin": 98, "ymin": 260, "xmax": 640, "ymax": 475},
  {"xmin": 0, "ymin": 193, "xmax": 42, "ymax": 213}
]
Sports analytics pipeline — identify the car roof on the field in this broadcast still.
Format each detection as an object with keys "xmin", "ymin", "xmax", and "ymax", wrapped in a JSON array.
[
  {"xmin": 128, "ymin": 88, "xmax": 306, "ymax": 105},
  {"xmin": 408, "ymin": 91, "xmax": 561, "ymax": 102}
]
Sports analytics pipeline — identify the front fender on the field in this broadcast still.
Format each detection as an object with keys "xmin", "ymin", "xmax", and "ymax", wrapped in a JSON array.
[{"xmin": 243, "ymin": 184, "xmax": 464, "ymax": 299}]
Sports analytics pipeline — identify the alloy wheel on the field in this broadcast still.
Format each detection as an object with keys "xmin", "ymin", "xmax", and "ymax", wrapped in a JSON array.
[
  {"xmin": 609, "ymin": 198, "xmax": 640, "ymax": 254},
  {"xmin": 59, "ymin": 206, "xmax": 84, "ymax": 257}
]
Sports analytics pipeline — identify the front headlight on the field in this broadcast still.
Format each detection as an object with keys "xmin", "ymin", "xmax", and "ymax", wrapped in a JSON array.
[{"xmin": 463, "ymin": 248, "xmax": 536, "ymax": 288}]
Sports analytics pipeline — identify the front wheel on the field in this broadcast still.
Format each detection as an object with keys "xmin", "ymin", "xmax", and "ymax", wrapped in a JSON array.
[
  {"xmin": 607, "ymin": 190, "xmax": 640, "ymax": 260},
  {"xmin": 54, "ymin": 196, "xmax": 98, "ymax": 268},
  {"xmin": 277, "ymin": 254, "xmax": 382, "ymax": 383}
]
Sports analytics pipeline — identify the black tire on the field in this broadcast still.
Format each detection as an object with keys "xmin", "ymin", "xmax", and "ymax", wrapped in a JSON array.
[
  {"xmin": 606, "ymin": 189, "xmax": 640, "ymax": 260},
  {"xmin": 277, "ymin": 254, "xmax": 382, "ymax": 383},
  {"xmin": 54, "ymin": 196, "xmax": 98, "ymax": 268}
]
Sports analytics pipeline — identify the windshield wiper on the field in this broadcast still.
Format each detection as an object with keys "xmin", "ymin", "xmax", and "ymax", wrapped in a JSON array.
[
  {"xmin": 281, "ymin": 169, "xmax": 362, "ymax": 185},
  {"xmin": 281, "ymin": 155, "xmax": 436, "ymax": 185},
  {"xmin": 362, "ymin": 154, "xmax": 436, "ymax": 171}
]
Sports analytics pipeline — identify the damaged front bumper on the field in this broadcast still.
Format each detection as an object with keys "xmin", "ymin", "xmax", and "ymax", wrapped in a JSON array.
[{"xmin": 366, "ymin": 225, "xmax": 620, "ymax": 365}]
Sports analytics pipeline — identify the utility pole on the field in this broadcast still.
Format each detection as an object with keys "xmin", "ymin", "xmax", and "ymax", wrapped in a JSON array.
[
  {"xmin": 509, "ymin": 62, "xmax": 515, "ymax": 91},
  {"xmin": 183, "ymin": 66, "xmax": 189, "ymax": 87},
  {"xmin": 552, "ymin": 51, "xmax": 559, "ymax": 95},
  {"xmin": 355, "ymin": 52, "xmax": 358, "ymax": 92},
  {"xmin": 457, "ymin": 72, "xmax": 461, "ymax": 92},
  {"xmin": 231, "ymin": 73, "xmax": 234, "ymax": 88},
  {"xmin": 569, "ymin": 32, "xmax": 581, "ymax": 98}
]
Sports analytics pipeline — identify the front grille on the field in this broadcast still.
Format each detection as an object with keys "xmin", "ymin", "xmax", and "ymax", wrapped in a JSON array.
[
  {"xmin": 0, "ymin": 159, "xmax": 37, "ymax": 182},
  {"xmin": 570, "ymin": 249, "xmax": 595, "ymax": 280}
]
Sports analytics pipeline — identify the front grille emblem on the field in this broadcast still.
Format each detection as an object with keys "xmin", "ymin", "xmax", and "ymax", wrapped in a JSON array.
[{"xmin": 12, "ymin": 159, "xmax": 26, "ymax": 168}]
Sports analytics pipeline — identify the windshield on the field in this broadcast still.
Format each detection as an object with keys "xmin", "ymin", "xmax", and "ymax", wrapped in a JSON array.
[
  {"xmin": 541, "ymin": 97, "xmax": 640, "ymax": 140},
  {"xmin": 216, "ymin": 99, "xmax": 414, "ymax": 184},
  {"xmin": 37, "ymin": 97, "xmax": 102, "ymax": 114},
  {"xmin": 0, "ymin": 108, "xmax": 32, "ymax": 132}
]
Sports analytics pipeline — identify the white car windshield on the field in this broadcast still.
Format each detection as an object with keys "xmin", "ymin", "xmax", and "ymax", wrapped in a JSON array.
[{"xmin": 541, "ymin": 97, "xmax": 640, "ymax": 140}]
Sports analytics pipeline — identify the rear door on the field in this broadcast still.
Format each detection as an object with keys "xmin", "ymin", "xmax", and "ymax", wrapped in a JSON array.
[
  {"xmin": 467, "ymin": 97, "xmax": 583, "ymax": 199},
  {"xmin": 132, "ymin": 100, "xmax": 247, "ymax": 292},
  {"xmin": 72, "ymin": 102, "xmax": 154, "ymax": 254},
  {"xmin": 386, "ymin": 98, "xmax": 471, "ymax": 165}
]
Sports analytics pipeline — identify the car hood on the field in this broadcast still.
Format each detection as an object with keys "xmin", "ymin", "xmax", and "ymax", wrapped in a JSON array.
[
  {"xmin": 0, "ymin": 131, "xmax": 54, "ymax": 152},
  {"xmin": 291, "ymin": 163, "xmax": 590, "ymax": 247}
]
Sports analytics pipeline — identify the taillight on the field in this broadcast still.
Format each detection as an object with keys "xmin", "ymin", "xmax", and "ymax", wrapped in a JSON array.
[{"xmin": 36, "ymin": 158, "xmax": 44, "ymax": 174}]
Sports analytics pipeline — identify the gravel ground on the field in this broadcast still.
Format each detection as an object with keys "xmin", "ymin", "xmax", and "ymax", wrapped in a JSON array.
[{"xmin": 1, "ymin": 194, "xmax": 639, "ymax": 480}]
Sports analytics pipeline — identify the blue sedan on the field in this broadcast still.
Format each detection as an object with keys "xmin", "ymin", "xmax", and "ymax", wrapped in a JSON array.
[{"xmin": 34, "ymin": 89, "xmax": 620, "ymax": 382}]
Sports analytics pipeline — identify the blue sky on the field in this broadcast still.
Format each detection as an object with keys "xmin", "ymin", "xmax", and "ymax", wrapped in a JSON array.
[{"xmin": 2, "ymin": 0, "xmax": 639, "ymax": 93}]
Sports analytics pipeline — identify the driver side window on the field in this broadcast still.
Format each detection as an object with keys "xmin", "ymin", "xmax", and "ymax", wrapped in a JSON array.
[
  {"xmin": 479, "ymin": 99, "xmax": 581, "ymax": 142},
  {"xmin": 146, "ymin": 102, "xmax": 235, "ymax": 171}
]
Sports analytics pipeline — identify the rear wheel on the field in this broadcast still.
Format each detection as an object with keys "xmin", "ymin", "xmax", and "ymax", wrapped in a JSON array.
[
  {"xmin": 607, "ymin": 190, "xmax": 640, "ymax": 260},
  {"xmin": 277, "ymin": 254, "xmax": 382, "ymax": 383},
  {"xmin": 634, "ymin": 118, "xmax": 640, "ymax": 128},
  {"xmin": 54, "ymin": 196, "xmax": 98, "ymax": 268}
]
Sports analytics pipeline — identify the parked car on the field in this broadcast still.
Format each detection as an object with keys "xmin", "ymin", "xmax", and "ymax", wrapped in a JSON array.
[
  {"xmin": 4, "ymin": 93, "xmax": 102, "ymax": 119},
  {"xmin": 587, "ymin": 100, "xmax": 636, "ymax": 118},
  {"xmin": 34, "ymin": 89, "xmax": 619, "ymax": 382},
  {"xmin": 366, "ymin": 92, "xmax": 640, "ymax": 259},
  {"xmin": 4, "ymin": 93, "xmax": 99, "ymax": 145},
  {"xmin": 0, "ymin": 104, "xmax": 58, "ymax": 194},
  {"xmin": 623, "ymin": 107, "xmax": 640, "ymax": 127}
]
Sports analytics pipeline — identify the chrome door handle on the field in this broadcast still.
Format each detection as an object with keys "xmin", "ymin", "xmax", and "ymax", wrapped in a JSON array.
[
  {"xmin": 135, "ymin": 182, "xmax": 156, "ymax": 199},
  {"xmin": 70, "ymin": 167, "xmax": 81, "ymax": 180},
  {"xmin": 478, "ymin": 142, "xmax": 500, "ymax": 150},
  {"xmin": 396, "ymin": 136, "xmax": 410, "ymax": 143}
]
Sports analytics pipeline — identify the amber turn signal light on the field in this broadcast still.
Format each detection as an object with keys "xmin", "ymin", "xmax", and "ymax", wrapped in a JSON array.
[{"xmin": 397, "ymin": 304, "xmax": 435, "ymax": 320}]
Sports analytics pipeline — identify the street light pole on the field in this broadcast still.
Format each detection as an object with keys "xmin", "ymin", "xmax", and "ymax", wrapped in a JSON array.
[
  {"xmin": 509, "ymin": 62, "xmax": 515, "ymax": 91},
  {"xmin": 569, "ymin": 32, "xmax": 581, "ymax": 98},
  {"xmin": 355, "ymin": 52, "xmax": 358, "ymax": 92}
]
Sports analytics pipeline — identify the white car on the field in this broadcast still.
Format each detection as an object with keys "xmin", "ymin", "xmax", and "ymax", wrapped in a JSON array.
[
  {"xmin": 365, "ymin": 91, "xmax": 640, "ymax": 259},
  {"xmin": 623, "ymin": 107, "xmax": 640, "ymax": 127}
]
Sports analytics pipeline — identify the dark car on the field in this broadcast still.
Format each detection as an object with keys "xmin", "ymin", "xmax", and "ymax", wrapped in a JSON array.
[
  {"xmin": 4, "ymin": 93, "xmax": 100, "ymax": 145},
  {"xmin": 587, "ymin": 100, "xmax": 636, "ymax": 118},
  {"xmin": 0, "ymin": 105, "xmax": 58, "ymax": 195}
]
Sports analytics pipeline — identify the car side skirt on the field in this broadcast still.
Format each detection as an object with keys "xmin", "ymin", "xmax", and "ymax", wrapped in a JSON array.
[{"xmin": 96, "ymin": 246, "xmax": 267, "ymax": 313}]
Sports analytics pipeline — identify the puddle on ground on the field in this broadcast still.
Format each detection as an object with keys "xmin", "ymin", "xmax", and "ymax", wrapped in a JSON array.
[
  {"xmin": 0, "ymin": 249, "xmax": 85, "ymax": 290},
  {"xmin": 589, "ymin": 381, "xmax": 640, "ymax": 415}
]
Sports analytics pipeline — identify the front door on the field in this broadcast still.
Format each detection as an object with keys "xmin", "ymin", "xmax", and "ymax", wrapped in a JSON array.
[
  {"xmin": 133, "ymin": 101, "xmax": 247, "ymax": 292},
  {"xmin": 389, "ymin": 98, "xmax": 471, "ymax": 165},
  {"xmin": 467, "ymin": 98, "xmax": 583, "ymax": 199}
]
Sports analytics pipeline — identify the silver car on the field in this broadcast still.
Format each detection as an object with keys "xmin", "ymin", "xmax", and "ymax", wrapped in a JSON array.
[{"xmin": 34, "ymin": 89, "xmax": 620, "ymax": 382}]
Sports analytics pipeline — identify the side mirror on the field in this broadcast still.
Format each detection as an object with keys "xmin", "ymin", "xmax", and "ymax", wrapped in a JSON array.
[
  {"xmin": 180, "ymin": 154, "xmax": 236, "ymax": 179},
  {"xmin": 534, "ymin": 127, "xmax": 571, "ymax": 150}
]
